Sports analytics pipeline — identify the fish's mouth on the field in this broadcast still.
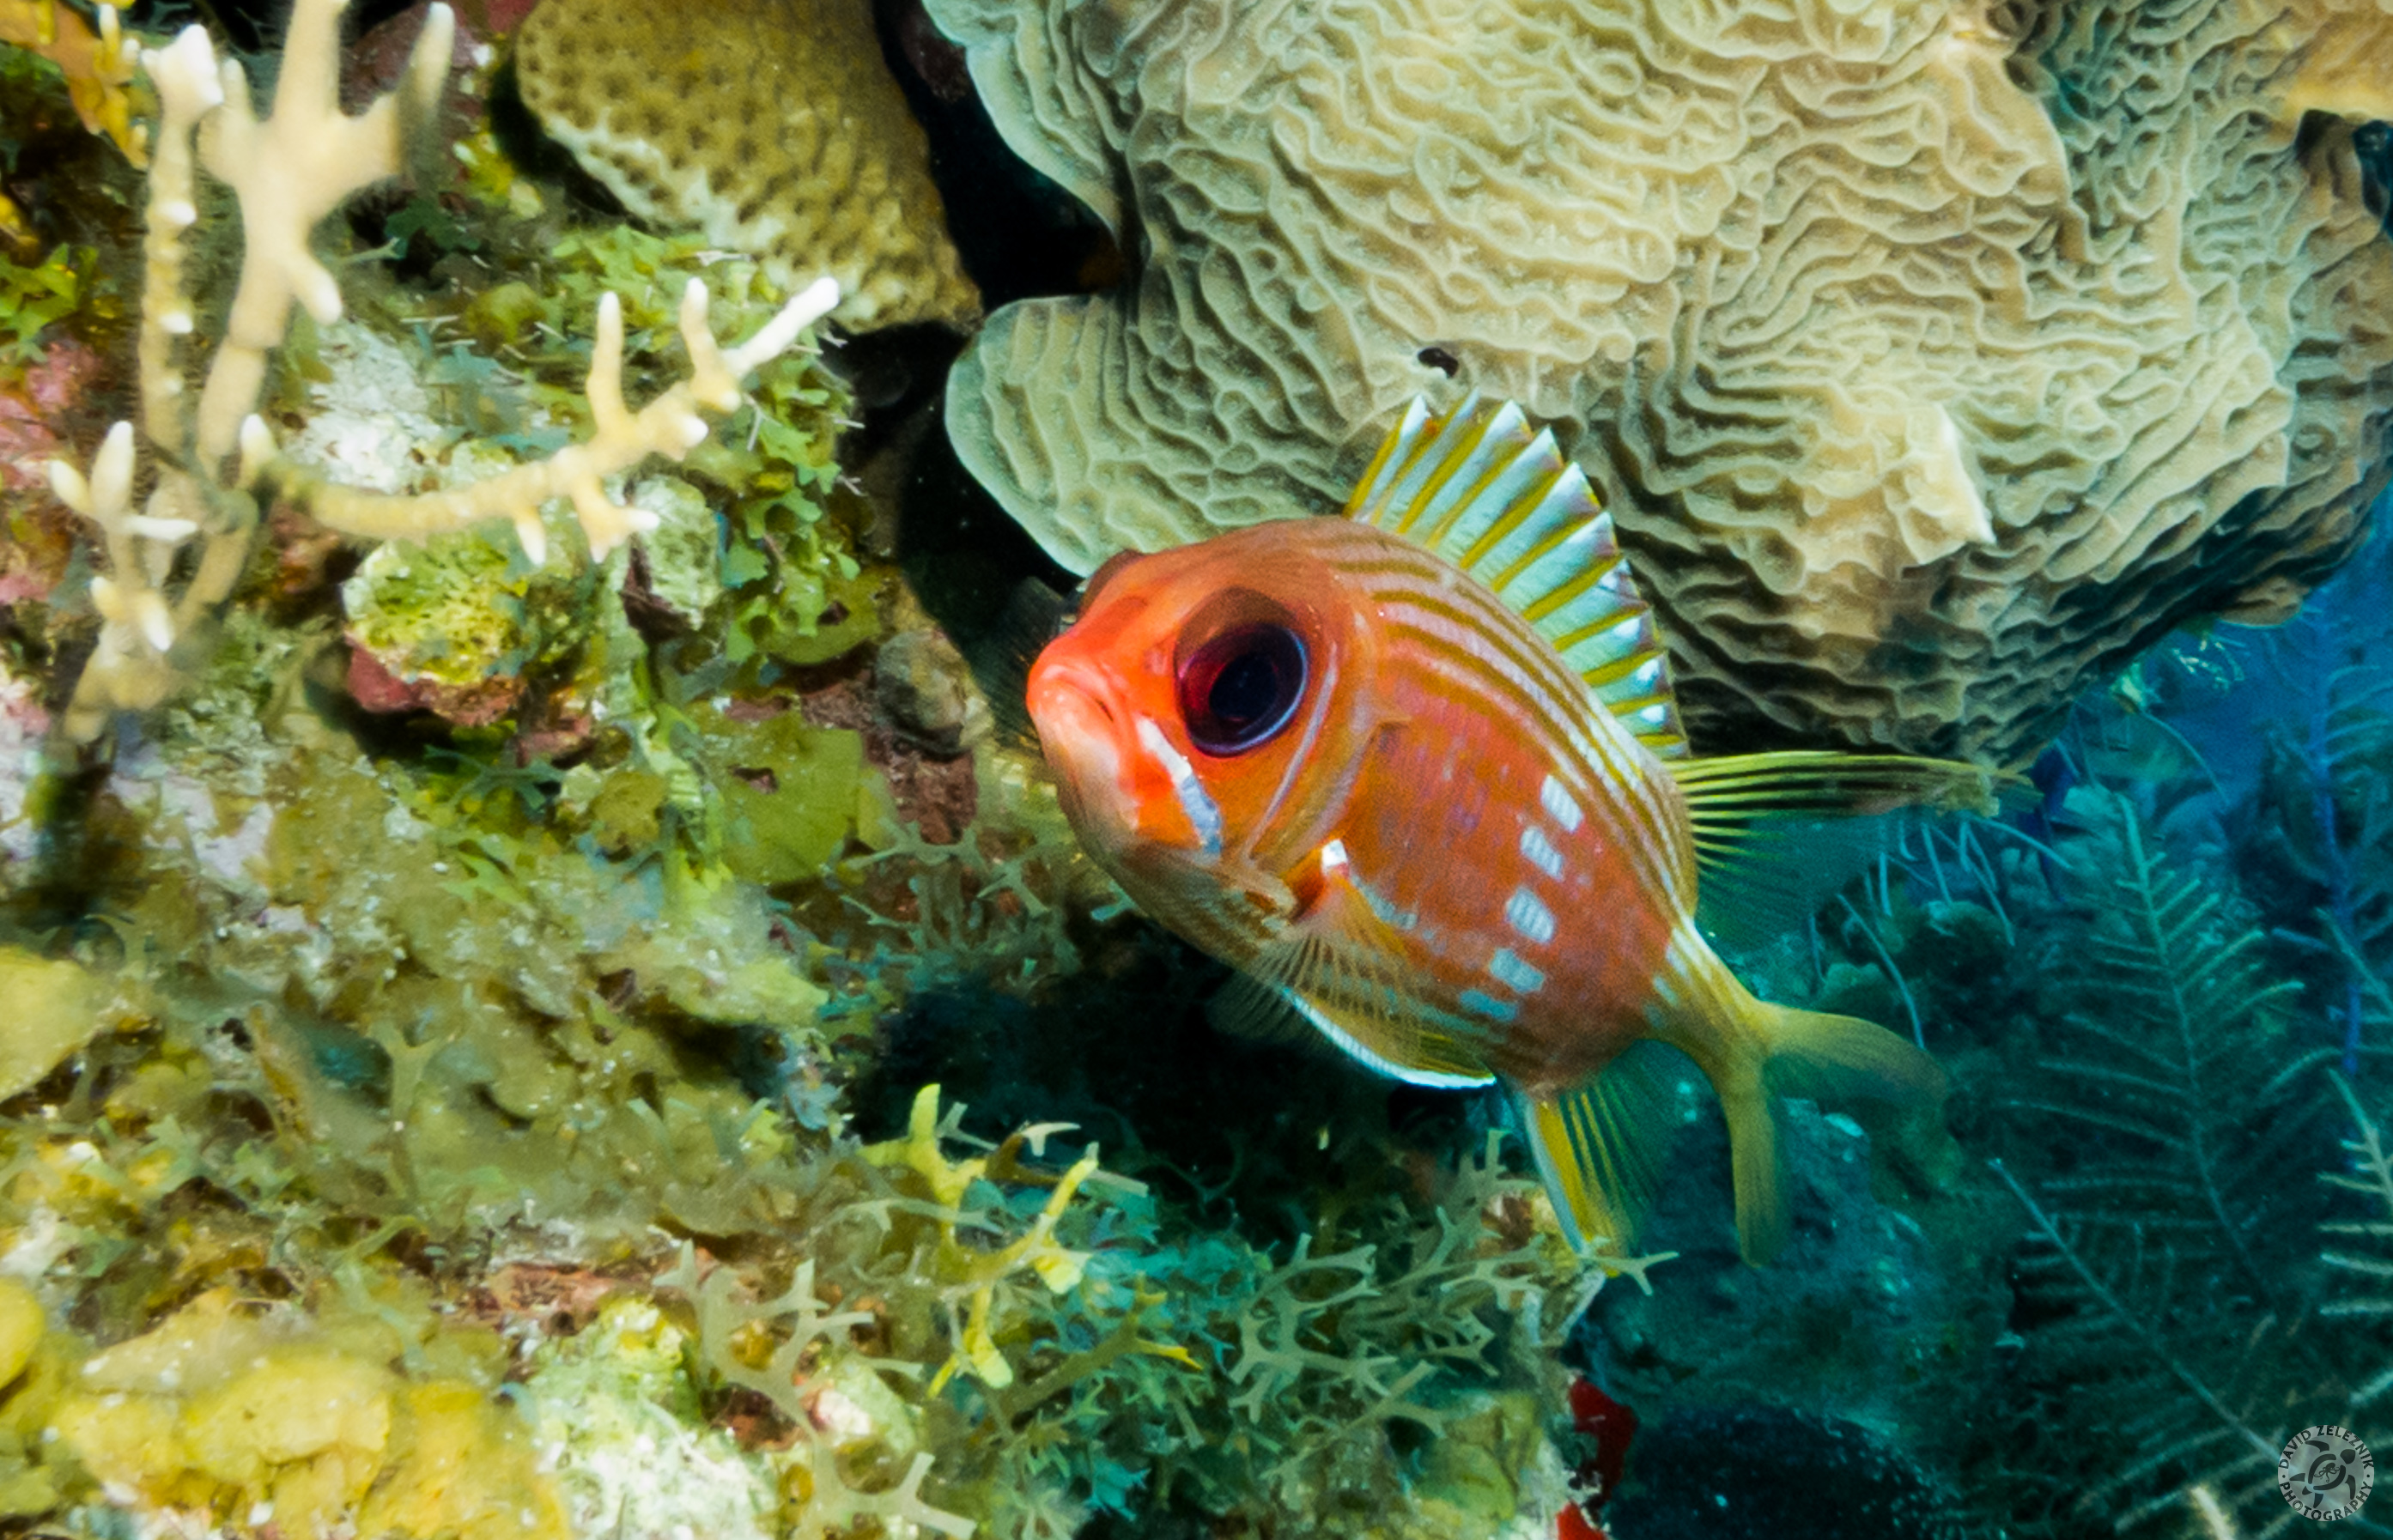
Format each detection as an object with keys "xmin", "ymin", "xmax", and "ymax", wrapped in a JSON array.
[{"xmin": 1026, "ymin": 658, "xmax": 1137, "ymax": 829}]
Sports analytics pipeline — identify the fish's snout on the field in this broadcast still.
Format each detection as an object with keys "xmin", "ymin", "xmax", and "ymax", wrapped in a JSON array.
[
  {"xmin": 1026, "ymin": 650, "xmax": 1125, "ymax": 745},
  {"xmin": 1025, "ymin": 650, "xmax": 1138, "ymax": 815}
]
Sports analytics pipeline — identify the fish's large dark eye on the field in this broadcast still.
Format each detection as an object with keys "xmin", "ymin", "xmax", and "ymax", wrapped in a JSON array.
[{"xmin": 1177, "ymin": 623, "xmax": 1308, "ymax": 755}]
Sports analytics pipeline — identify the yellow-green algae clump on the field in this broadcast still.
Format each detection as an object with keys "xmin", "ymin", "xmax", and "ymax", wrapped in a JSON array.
[{"xmin": 56, "ymin": 1285, "xmax": 568, "ymax": 1540}]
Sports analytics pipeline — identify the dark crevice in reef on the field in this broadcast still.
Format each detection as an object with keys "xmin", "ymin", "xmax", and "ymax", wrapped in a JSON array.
[
  {"xmin": 884, "ymin": 397, "xmax": 1079, "ymax": 695},
  {"xmin": 847, "ymin": 925, "xmax": 1500, "ymax": 1248},
  {"xmin": 870, "ymin": 0, "xmax": 1123, "ymax": 309},
  {"xmin": 131, "ymin": 0, "xmax": 428, "ymax": 64},
  {"xmin": 481, "ymin": 55, "xmax": 631, "ymax": 221}
]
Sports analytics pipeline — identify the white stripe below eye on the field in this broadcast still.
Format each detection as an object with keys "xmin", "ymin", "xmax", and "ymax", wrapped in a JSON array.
[
  {"xmin": 1540, "ymin": 773, "xmax": 1583, "ymax": 832},
  {"xmin": 1520, "ymin": 822, "xmax": 1564, "ymax": 880},
  {"xmin": 1135, "ymin": 716, "xmax": 1223, "ymax": 857},
  {"xmin": 1486, "ymin": 947, "xmax": 1546, "ymax": 994},
  {"xmin": 1506, "ymin": 886, "xmax": 1556, "ymax": 946}
]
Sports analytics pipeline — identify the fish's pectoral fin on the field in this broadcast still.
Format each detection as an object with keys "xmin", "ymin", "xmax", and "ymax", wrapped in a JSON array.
[
  {"xmin": 1205, "ymin": 968, "xmax": 1326, "ymax": 1051},
  {"xmin": 1236, "ymin": 846, "xmax": 1496, "ymax": 1088},
  {"xmin": 1516, "ymin": 1039, "xmax": 1686, "ymax": 1256},
  {"xmin": 1646, "ymin": 921, "xmax": 1950, "ymax": 1266}
]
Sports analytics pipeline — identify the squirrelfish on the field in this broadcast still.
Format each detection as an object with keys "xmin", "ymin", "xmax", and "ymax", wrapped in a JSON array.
[{"xmin": 1026, "ymin": 397, "xmax": 1992, "ymax": 1262}]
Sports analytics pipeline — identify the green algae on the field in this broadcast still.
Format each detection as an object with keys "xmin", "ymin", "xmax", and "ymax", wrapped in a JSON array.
[{"xmin": 0, "ymin": 950, "xmax": 103, "ymax": 1100}]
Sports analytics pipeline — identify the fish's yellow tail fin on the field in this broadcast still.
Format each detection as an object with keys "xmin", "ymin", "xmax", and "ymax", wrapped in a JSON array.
[{"xmin": 1646, "ymin": 922, "xmax": 1950, "ymax": 1265}]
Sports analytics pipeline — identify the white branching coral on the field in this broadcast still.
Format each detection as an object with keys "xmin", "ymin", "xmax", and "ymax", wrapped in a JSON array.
[
  {"xmin": 46, "ymin": 422, "xmax": 193, "ymax": 726},
  {"xmin": 190, "ymin": 0, "xmax": 452, "ymax": 467},
  {"xmin": 44, "ymin": 0, "xmax": 839, "ymax": 745},
  {"xmin": 270, "ymin": 275, "xmax": 842, "ymax": 566}
]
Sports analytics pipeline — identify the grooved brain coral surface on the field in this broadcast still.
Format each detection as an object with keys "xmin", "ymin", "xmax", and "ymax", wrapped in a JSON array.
[
  {"xmin": 516, "ymin": 0, "xmax": 981, "ymax": 330},
  {"xmin": 929, "ymin": 0, "xmax": 2393, "ymax": 761}
]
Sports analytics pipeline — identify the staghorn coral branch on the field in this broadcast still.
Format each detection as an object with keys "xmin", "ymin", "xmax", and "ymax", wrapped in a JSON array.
[
  {"xmin": 43, "ymin": 0, "xmax": 831, "ymax": 749},
  {"xmin": 136, "ymin": 25, "xmax": 222, "ymax": 458},
  {"xmin": 46, "ymin": 423, "xmax": 196, "ymax": 740},
  {"xmin": 258, "ymin": 276, "xmax": 841, "ymax": 564},
  {"xmin": 46, "ymin": 0, "xmax": 452, "ymax": 746},
  {"xmin": 191, "ymin": 0, "xmax": 455, "ymax": 470}
]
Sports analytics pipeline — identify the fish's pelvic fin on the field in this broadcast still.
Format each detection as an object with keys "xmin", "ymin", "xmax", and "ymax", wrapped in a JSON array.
[
  {"xmin": 1516, "ymin": 1040, "xmax": 1683, "ymax": 1256},
  {"xmin": 1647, "ymin": 922, "xmax": 1949, "ymax": 1265},
  {"xmin": 1206, "ymin": 968, "xmax": 1327, "ymax": 1051},
  {"xmin": 1233, "ymin": 844, "xmax": 1497, "ymax": 1088},
  {"xmin": 1343, "ymin": 394, "xmax": 1686, "ymax": 758}
]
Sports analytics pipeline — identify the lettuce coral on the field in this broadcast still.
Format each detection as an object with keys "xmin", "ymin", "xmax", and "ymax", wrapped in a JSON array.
[{"xmin": 928, "ymin": 0, "xmax": 2393, "ymax": 761}]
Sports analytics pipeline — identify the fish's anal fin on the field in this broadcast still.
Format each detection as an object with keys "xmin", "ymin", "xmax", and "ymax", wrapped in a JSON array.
[
  {"xmin": 1236, "ymin": 839, "xmax": 1497, "ymax": 1089},
  {"xmin": 1515, "ymin": 1039, "xmax": 1686, "ymax": 1257},
  {"xmin": 1206, "ymin": 968, "xmax": 1325, "ymax": 1051},
  {"xmin": 1647, "ymin": 923, "xmax": 1950, "ymax": 1265},
  {"xmin": 1343, "ymin": 394, "xmax": 1688, "ymax": 760}
]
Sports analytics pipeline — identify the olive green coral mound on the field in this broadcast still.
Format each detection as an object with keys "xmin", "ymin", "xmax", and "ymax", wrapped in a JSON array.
[
  {"xmin": 515, "ymin": 0, "xmax": 982, "ymax": 331},
  {"xmin": 930, "ymin": 0, "xmax": 2393, "ymax": 761}
]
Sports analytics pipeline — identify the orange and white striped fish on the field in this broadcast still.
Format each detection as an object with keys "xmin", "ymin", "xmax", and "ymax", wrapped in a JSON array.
[{"xmin": 1025, "ymin": 397, "xmax": 1994, "ymax": 1264}]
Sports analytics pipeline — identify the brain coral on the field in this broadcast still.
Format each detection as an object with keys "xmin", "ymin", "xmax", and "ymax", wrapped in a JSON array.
[
  {"xmin": 516, "ymin": 0, "xmax": 981, "ymax": 330},
  {"xmin": 926, "ymin": 0, "xmax": 2393, "ymax": 760}
]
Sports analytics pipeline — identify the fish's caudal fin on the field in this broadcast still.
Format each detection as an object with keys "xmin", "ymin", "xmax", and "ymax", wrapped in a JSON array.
[{"xmin": 1646, "ymin": 922, "xmax": 1950, "ymax": 1265}]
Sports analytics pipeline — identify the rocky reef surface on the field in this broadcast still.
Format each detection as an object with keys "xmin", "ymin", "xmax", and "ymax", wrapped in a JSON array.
[{"xmin": 0, "ymin": 3, "xmax": 1628, "ymax": 1536}]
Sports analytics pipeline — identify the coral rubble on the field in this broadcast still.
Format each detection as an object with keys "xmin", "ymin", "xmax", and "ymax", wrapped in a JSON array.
[
  {"xmin": 515, "ymin": 0, "xmax": 984, "ymax": 331},
  {"xmin": 927, "ymin": 0, "xmax": 2393, "ymax": 761}
]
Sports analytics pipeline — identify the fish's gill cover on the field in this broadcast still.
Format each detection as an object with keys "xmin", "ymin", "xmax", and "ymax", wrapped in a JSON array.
[
  {"xmin": 926, "ymin": 0, "xmax": 2393, "ymax": 761},
  {"xmin": 515, "ymin": 0, "xmax": 982, "ymax": 330}
]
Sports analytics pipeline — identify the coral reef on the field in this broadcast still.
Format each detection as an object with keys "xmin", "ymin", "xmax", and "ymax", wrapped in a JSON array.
[
  {"xmin": 514, "ymin": 0, "xmax": 984, "ymax": 330},
  {"xmin": 14, "ymin": 0, "xmax": 2386, "ymax": 1533},
  {"xmin": 43, "ymin": 0, "xmax": 840, "ymax": 745},
  {"xmin": 0, "ymin": 10, "xmax": 1633, "ymax": 1535},
  {"xmin": 926, "ymin": 0, "xmax": 2393, "ymax": 761}
]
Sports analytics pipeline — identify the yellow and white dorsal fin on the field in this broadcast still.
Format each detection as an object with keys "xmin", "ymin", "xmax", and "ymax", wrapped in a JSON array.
[{"xmin": 1343, "ymin": 394, "xmax": 1688, "ymax": 759}]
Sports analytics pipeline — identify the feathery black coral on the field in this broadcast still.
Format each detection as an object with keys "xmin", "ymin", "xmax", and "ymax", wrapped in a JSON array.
[{"xmin": 1990, "ymin": 802, "xmax": 2359, "ymax": 1537}]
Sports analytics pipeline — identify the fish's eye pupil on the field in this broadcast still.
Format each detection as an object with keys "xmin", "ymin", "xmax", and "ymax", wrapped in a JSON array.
[
  {"xmin": 1209, "ymin": 649, "xmax": 1281, "ymax": 727},
  {"xmin": 1179, "ymin": 623, "xmax": 1307, "ymax": 755}
]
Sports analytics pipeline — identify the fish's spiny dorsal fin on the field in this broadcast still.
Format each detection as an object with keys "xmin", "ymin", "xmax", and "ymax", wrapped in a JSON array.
[{"xmin": 1345, "ymin": 394, "xmax": 1688, "ymax": 759}]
